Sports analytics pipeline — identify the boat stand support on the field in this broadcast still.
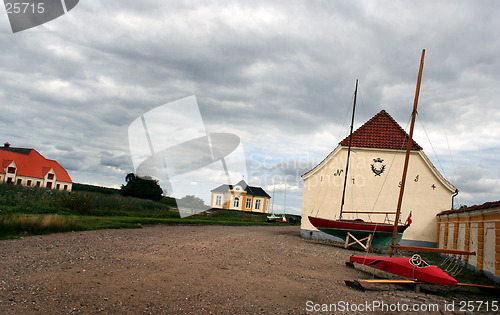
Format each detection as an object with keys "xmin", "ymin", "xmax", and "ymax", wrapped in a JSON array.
[{"xmin": 345, "ymin": 232, "xmax": 373, "ymax": 252}]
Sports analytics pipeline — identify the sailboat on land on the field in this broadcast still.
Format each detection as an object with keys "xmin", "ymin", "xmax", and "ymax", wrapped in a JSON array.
[
  {"xmin": 267, "ymin": 185, "xmax": 280, "ymax": 222},
  {"xmin": 308, "ymin": 79, "xmax": 411, "ymax": 251},
  {"xmin": 347, "ymin": 50, "xmax": 482, "ymax": 288},
  {"xmin": 280, "ymin": 184, "xmax": 288, "ymax": 223}
]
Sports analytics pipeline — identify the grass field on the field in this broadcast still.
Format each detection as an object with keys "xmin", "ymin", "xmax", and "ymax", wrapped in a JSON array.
[{"xmin": 0, "ymin": 184, "xmax": 299, "ymax": 239}]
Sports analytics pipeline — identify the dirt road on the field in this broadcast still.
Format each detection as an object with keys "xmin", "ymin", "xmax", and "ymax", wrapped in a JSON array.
[{"xmin": 0, "ymin": 225, "xmax": 495, "ymax": 314}]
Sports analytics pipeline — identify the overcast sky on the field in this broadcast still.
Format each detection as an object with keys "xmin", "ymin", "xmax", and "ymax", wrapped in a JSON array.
[{"xmin": 1, "ymin": 1, "xmax": 499, "ymax": 215}]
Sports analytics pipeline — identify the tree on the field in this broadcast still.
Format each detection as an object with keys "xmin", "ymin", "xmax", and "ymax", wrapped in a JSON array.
[
  {"xmin": 120, "ymin": 173, "xmax": 163, "ymax": 201},
  {"xmin": 178, "ymin": 195, "xmax": 207, "ymax": 209}
]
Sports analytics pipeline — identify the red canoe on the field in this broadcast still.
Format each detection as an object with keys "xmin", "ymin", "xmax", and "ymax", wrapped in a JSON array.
[{"xmin": 350, "ymin": 255, "xmax": 458, "ymax": 285}]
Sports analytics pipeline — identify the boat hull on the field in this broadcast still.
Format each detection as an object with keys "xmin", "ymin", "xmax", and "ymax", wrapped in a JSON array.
[
  {"xmin": 308, "ymin": 216, "xmax": 409, "ymax": 250},
  {"xmin": 349, "ymin": 255, "xmax": 458, "ymax": 285}
]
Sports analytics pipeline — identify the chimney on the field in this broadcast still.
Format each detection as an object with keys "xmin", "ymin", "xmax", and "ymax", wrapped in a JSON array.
[{"xmin": 4, "ymin": 142, "xmax": 10, "ymax": 148}]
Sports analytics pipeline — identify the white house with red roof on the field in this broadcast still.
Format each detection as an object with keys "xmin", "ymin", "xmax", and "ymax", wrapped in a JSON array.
[
  {"xmin": 301, "ymin": 110, "xmax": 457, "ymax": 247},
  {"xmin": 0, "ymin": 142, "xmax": 73, "ymax": 191}
]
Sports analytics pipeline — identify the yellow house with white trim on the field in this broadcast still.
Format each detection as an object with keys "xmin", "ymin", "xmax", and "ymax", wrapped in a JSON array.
[{"xmin": 210, "ymin": 180, "xmax": 271, "ymax": 213}]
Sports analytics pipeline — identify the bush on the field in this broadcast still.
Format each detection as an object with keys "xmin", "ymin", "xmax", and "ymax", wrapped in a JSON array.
[
  {"xmin": 0, "ymin": 214, "xmax": 78, "ymax": 237},
  {"xmin": 120, "ymin": 173, "xmax": 163, "ymax": 201},
  {"xmin": 72, "ymin": 183, "xmax": 120, "ymax": 195},
  {"xmin": 0, "ymin": 184, "xmax": 58, "ymax": 208},
  {"xmin": 0, "ymin": 183, "xmax": 173, "ymax": 216},
  {"xmin": 53, "ymin": 192, "xmax": 93, "ymax": 214},
  {"xmin": 177, "ymin": 195, "xmax": 207, "ymax": 209}
]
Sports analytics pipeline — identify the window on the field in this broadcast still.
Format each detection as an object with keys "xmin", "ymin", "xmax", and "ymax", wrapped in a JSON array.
[
  {"xmin": 46, "ymin": 182, "xmax": 52, "ymax": 188},
  {"xmin": 56, "ymin": 184, "xmax": 60, "ymax": 190},
  {"xmin": 8, "ymin": 167, "xmax": 15, "ymax": 174},
  {"xmin": 36, "ymin": 181, "xmax": 41, "ymax": 187},
  {"xmin": 6, "ymin": 177, "xmax": 13, "ymax": 184},
  {"xmin": 27, "ymin": 180, "xmax": 31, "ymax": 186},
  {"xmin": 233, "ymin": 197, "xmax": 240, "ymax": 208},
  {"xmin": 215, "ymin": 195, "xmax": 222, "ymax": 206},
  {"xmin": 255, "ymin": 199, "xmax": 261, "ymax": 210},
  {"xmin": 17, "ymin": 179, "xmax": 22, "ymax": 185},
  {"xmin": 64, "ymin": 185, "xmax": 68, "ymax": 191},
  {"xmin": 47, "ymin": 173, "xmax": 54, "ymax": 180},
  {"xmin": 245, "ymin": 198, "xmax": 251, "ymax": 209}
]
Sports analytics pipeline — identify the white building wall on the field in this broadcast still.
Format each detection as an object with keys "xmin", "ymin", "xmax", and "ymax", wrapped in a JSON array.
[
  {"xmin": 469, "ymin": 222, "xmax": 478, "ymax": 267},
  {"xmin": 302, "ymin": 146, "xmax": 455, "ymax": 245},
  {"xmin": 457, "ymin": 222, "xmax": 466, "ymax": 251},
  {"xmin": 484, "ymin": 222, "xmax": 496, "ymax": 275}
]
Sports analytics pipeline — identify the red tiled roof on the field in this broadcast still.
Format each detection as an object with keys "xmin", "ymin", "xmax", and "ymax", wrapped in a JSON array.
[
  {"xmin": 437, "ymin": 200, "xmax": 500, "ymax": 216},
  {"xmin": 42, "ymin": 167, "xmax": 52, "ymax": 177},
  {"xmin": 340, "ymin": 110, "xmax": 422, "ymax": 150},
  {"xmin": 0, "ymin": 148, "xmax": 72, "ymax": 183},
  {"xmin": 2, "ymin": 160, "xmax": 13, "ymax": 169}
]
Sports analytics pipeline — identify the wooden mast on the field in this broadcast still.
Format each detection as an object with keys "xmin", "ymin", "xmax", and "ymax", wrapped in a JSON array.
[
  {"xmin": 389, "ymin": 50, "xmax": 475, "ymax": 256},
  {"xmin": 390, "ymin": 50, "xmax": 425, "ymax": 255},
  {"xmin": 339, "ymin": 79, "xmax": 358, "ymax": 219}
]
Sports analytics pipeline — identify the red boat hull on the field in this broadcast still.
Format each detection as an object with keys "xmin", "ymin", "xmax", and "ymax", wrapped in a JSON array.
[
  {"xmin": 309, "ymin": 216, "xmax": 408, "ymax": 233},
  {"xmin": 350, "ymin": 255, "xmax": 458, "ymax": 285},
  {"xmin": 308, "ymin": 216, "xmax": 410, "ymax": 250}
]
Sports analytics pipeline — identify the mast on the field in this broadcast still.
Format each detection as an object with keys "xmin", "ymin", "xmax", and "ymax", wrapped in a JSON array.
[
  {"xmin": 339, "ymin": 79, "xmax": 358, "ymax": 219},
  {"xmin": 390, "ymin": 49, "xmax": 425, "ymax": 255},
  {"xmin": 283, "ymin": 184, "xmax": 287, "ymax": 215},
  {"xmin": 271, "ymin": 184, "xmax": 276, "ymax": 215}
]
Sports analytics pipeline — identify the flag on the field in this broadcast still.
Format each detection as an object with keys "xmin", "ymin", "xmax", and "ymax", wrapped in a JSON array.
[{"xmin": 405, "ymin": 211, "xmax": 412, "ymax": 225}]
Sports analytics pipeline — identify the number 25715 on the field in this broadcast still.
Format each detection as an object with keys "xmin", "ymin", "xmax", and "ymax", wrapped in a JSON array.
[{"xmin": 5, "ymin": 2, "xmax": 45, "ymax": 14}]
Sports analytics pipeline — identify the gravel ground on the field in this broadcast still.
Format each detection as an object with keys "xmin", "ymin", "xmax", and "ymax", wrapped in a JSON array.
[{"xmin": 0, "ymin": 225, "xmax": 497, "ymax": 314}]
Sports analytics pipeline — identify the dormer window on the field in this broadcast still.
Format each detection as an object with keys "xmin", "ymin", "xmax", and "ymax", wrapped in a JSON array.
[
  {"xmin": 7, "ymin": 167, "xmax": 15, "ymax": 174},
  {"xmin": 47, "ymin": 173, "xmax": 54, "ymax": 180}
]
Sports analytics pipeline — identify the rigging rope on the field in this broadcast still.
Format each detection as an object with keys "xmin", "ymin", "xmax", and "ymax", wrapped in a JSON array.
[
  {"xmin": 310, "ymin": 90, "xmax": 356, "ymax": 218},
  {"xmin": 417, "ymin": 113, "xmax": 447, "ymax": 178}
]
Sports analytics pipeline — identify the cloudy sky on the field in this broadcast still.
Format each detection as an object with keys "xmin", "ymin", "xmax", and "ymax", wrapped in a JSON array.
[{"xmin": 1, "ymin": 1, "xmax": 499, "ymax": 215}]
